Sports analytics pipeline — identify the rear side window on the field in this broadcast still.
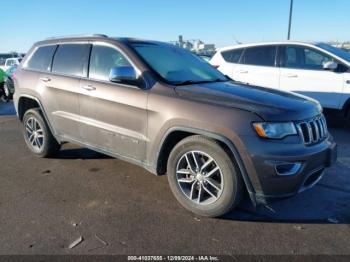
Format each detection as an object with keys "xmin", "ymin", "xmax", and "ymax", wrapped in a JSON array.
[
  {"xmin": 26, "ymin": 45, "xmax": 57, "ymax": 71},
  {"xmin": 221, "ymin": 49, "xmax": 243, "ymax": 63},
  {"xmin": 241, "ymin": 46, "xmax": 277, "ymax": 66},
  {"xmin": 52, "ymin": 44, "xmax": 90, "ymax": 77},
  {"xmin": 89, "ymin": 45, "xmax": 131, "ymax": 81}
]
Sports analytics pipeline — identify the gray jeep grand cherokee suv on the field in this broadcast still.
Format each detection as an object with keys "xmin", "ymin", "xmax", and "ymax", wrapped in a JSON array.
[{"xmin": 13, "ymin": 35, "xmax": 337, "ymax": 217}]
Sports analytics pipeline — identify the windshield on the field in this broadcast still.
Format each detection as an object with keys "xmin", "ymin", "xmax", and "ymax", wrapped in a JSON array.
[
  {"xmin": 130, "ymin": 43, "xmax": 227, "ymax": 85},
  {"xmin": 316, "ymin": 43, "xmax": 350, "ymax": 64}
]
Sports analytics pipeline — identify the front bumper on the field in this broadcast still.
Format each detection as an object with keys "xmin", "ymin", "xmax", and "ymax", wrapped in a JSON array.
[{"xmin": 239, "ymin": 134, "xmax": 337, "ymax": 203}]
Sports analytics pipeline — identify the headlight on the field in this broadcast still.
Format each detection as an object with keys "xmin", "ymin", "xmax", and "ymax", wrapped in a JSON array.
[{"xmin": 253, "ymin": 122, "xmax": 297, "ymax": 139}]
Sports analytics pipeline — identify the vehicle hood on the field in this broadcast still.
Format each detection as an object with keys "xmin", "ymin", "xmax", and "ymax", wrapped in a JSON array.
[{"xmin": 174, "ymin": 81, "xmax": 322, "ymax": 121}]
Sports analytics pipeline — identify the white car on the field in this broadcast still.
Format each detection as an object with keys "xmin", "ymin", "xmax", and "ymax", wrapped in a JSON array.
[
  {"xmin": 210, "ymin": 41, "xmax": 350, "ymax": 117},
  {"xmin": 0, "ymin": 57, "xmax": 21, "ymax": 71}
]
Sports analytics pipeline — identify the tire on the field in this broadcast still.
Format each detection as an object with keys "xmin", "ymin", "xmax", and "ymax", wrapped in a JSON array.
[
  {"xmin": 0, "ymin": 83, "xmax": 5, "ymax": 101},
  {"xmin": 22, "ymin": 108, "xmax": 61, "ymax": 157},
  {"xmin": 167, "ymin": 135, "xmax": 243, "ymax": 217},
  {"xmin": 346, "ymin": 106, "xmax": 350, "ymax": 124},
  {"xmin": 3, "ymin": 83, "xmax": 12, "ymax": 100}
]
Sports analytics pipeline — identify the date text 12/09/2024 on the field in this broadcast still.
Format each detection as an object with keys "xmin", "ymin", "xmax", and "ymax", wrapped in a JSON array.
[{"xmin": 127, "ymin": 255, "xmax": 220, "ymax": 261}]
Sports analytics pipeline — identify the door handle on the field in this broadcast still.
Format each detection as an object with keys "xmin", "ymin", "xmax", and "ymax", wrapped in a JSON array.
[
  {"xmin": 40, "ymin": 77, "xmax": 51, "ymax": 82},
  {"xmin": 283, "ymin": 73, "xmax": 298, "ymax": 78},
  {"xmin": 81, "ymin": 85, "xmax": 96, "ymax": 91},
  {"xmin": 238, "ymin": 69, "xmax": 248, "ymax": 74}
]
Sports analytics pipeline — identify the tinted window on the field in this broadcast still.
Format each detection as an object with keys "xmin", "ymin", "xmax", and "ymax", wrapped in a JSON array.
[
  {"xmin": 283, "ymin": 46, "xmax": 333, "ymax": 70},
  {"xmin": 89, "ymin": 45, "xmax": 131, "ymax": 81},
  {"xmin": 221, "ymin": 49, "xmax": 243, "ymax": 63},
  {"xmin": 27, "ymin": 45, "xmax": 57, "ymax": 71},
  {"xmin": 241, "ymin": 46, "xmax": 276, "ymax": 66},
  {"xmin": 52, "ymin": 44, "xmax": 90, "ymax": 77}
]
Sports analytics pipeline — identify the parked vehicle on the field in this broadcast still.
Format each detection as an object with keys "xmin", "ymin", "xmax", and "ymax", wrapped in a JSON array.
[
  {"xmin": 210, "ymin": 41, "xmax": 350, "ymax": 120},
  {"xmin": 195, "ymin": 53, "xmax": 212, "ymax": 62},
  {"xmin": 3, "ymin": 65, "xmax": 18, "ymax": 100},
  {"xmin": 0, "ymin": 57, "xmax": 21, "ymax": 71},
  {"xmin": 0, "ymin": 53, "xmax": 14, "ymax": 68},
  {"xmin": 13, "ymin": 35, "xmax": 337, "ymax": 217},
  {"xmin": 0, "ymin": 68, "xmax": 6, "ymax": 101}
]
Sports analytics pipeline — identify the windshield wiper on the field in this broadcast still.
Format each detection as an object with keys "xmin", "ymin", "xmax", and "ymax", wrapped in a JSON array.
[{"xmin": 174, "ymin": 78, "xmax": 228, "ymax": 86}]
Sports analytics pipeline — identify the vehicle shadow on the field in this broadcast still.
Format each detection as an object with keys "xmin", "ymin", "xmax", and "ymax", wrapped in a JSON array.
[
  {"xmin": 52, "ymin": 147, "xmax": 113, "ymax": 160},
  {"xmin": 323, "ymin": 109, "xmax": 350, "ymax": 129},
  {"xmin": 222, "ymin": 180, "xmax": 350, "ymax": 224},
  {"xmin": 0, "ymin": 101, "xmax": 16, "ymax": 116}
]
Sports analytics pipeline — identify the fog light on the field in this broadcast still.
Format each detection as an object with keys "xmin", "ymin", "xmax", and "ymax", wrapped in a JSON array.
[{"xmin": 275, "ymin": 162, "xmax": 301, "ymax": 176}]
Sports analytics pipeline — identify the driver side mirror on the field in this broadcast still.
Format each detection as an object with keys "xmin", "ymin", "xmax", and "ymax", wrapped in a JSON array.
[
  {"xmin": 323, "ymin": 61, "xmax": 338, "ymax": 71},
  {"xmin": 109, "ymin": 66, "xmax": 138, "ymax": 85}
]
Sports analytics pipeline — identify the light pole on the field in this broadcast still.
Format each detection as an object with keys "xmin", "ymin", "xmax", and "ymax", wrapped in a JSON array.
[{"xmin": 287, "ymin": 0, "xmax": 294, "ymax": 40}]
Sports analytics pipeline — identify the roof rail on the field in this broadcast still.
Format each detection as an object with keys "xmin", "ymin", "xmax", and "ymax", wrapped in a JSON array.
[{"xmin": 45, "ymin": 34, "xmax": 108, "ymax": 40}]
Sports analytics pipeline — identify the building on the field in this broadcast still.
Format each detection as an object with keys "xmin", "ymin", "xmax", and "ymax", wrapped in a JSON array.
[{"xmin": 171, "ymin": 35, "xmax": 215, "ymax": 55}]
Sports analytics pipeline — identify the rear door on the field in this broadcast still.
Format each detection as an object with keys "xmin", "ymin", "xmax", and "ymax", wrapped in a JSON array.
[
  {"xmin": 79, "ymin": 43, "xmax": 148, "ymax": 161},
  {"xmin": 279, "ymin": 45, "xmax": 344, "ymax": 109},
  {"xmin": 43, "ymin": 43, "xmax": 90, "ymax": 139},
  {"xmin": 234, "ymin": 45, "xmax": 280, "ymax": 89},
  {"xmin": 216, "ymin": 48, "xmax": 243, "ymax": 81}
]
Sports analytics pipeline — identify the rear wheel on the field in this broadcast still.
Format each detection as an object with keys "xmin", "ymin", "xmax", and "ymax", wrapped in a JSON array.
[
  {"xmin": 23, "ymin": 108, "xmax": 61, "ymax": 157},
  {"xmin": 167, "ymin": 135, "xmax": 243, "ymax": 217},
  {"xmin": 3, "ymin": 83, "xmax": 12, "ymax": 100},
  {"xmin": 0, "ymin": 83, "xmax": 6, "ymax": 102}
]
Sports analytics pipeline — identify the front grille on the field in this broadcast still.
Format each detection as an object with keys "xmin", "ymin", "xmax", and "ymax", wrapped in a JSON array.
[{"xmin": 296, "ymin": 115, "xmax": 328, "ymax": 145}]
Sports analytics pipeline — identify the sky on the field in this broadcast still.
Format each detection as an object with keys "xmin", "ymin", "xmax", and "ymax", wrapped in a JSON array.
[{"xmin": 1, "ymin": 0, "xmax": 349, "ymax": 53}]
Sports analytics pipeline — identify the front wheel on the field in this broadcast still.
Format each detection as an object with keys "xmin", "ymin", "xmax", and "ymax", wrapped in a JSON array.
[
  {"xmin": 167, "ymin": 135, "xmax": 243, "ymax": 217},
  {"xmin": 23, "ymin": 108, "xmax": 61, "ymax": 157}
]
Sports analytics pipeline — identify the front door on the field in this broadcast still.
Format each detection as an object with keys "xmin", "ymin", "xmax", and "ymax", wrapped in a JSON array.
[
  {"xmin": 78, "ymin": 44, "xmax": 148, "ymax": 161},
  {"xmin": 279, "ymin": 45, "xmax": 344, "ymax": 109}
]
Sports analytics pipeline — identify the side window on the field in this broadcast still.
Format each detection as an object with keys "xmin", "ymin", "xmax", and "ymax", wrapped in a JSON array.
[
  {"xmin": 241, "ymin": 46, "xmax": 276, "ymax": 67},
  {"xmin": 221, "ymin": 49, "xmax": 243, "ymax": 63},
  {"xmin": 52, "ymin": 44, "xmax": 90, "ymax": 77},
  {"xmin": 283, "ymin": 46, "xmax": 333, "ymax": 70},
  {"xmin": 285, "ymin": 46, "xmax": 298, "ymax": 66},
  {"xmin": 304, "ymin": 48, "xmax": 332, "ymax": 69},
  {"xmin": 89, "ymin": 45, "xmax": 132, "ymax": 81},
  {"xmin": 26, "ymin": 45, "xmax": 57, "ymax": 71}
]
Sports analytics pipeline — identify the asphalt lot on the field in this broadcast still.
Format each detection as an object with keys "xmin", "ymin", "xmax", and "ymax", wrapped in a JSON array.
[{"xmin": 0, "ymin": 101, "xmax": 349, "ymax": 255}]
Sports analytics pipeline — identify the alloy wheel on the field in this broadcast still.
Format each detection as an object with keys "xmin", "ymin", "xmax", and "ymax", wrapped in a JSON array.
[
  {"xmin": 4, "ymin": 84, "xmax": 9, "ymax": 97},
  {"xmin": 176, "ymin": 150, "xmax": 224, "ymax": 205},
  {"xmin": 25, "ymin": 117, "xmax": 45, "ymax": 152}
]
